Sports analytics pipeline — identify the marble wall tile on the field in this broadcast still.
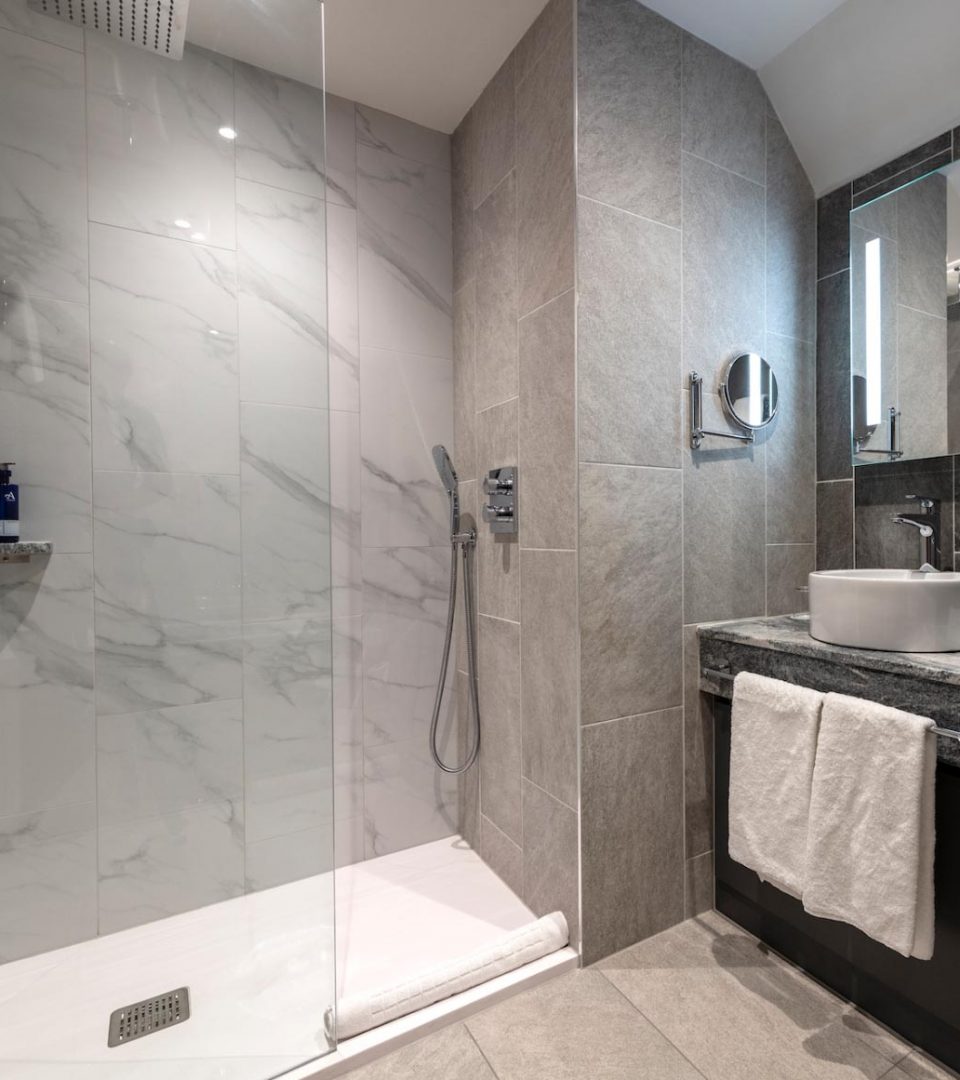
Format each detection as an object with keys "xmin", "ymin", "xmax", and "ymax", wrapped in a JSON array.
[
  {"xmin": 766, "ymin": 544, "xmax": 814, "ymax": 616},
  {"xmin": 330, "ymin": 410, "xmax": 362, "ymax": 619},
  {"xmin": 363, "ymin": 737, "xmax": 458, "ymax": 857},
  {"xmin": 246, "ymin": 825, "xmax": 332, "ymax": 891},
  {"xmin": 476, "ymin": 398, "xmax": 520, "ymax": 621},
  {"xmin": 516, "ymin": 14, "xmax": 575, "ymax": 316},
  {"xmin": 457, "ymin": 669, "xmax": 480, "ymax": 851},
  {"xmin": 683, "ymin": 440, "xmax": 766, "ymax": 623},
  {"xmin": 478, "ymin": 614, "xmax": 522, "ymax": 843},
  {"xmin": 475, "ymin": 172, "xmax": 519, "ymax": 411},
  {"xmin": 361, "ymin": 545, "xmax": 451, "ymax": 746},
  {"xmin": 333, "ymin": 615, "xmax": 364, "ymax": 868},
  {"xmin": 359, "ymin": 346, "xmax": 452, "ymax": 548},
  {"xmin": 767, "ymin": 110, "xmax": 817, "ymax": 344},
  {"xmin": 682, "ymin": 625, "xmax": 713, "ymax": 860},
  {"xmin": 479, "ymin": 813, "xmax": 523, "ymax": 896},
  {"xmin": 765, "ymin": 333, "xmax": 816, "ymax": 544},
  {"xmin": 328, "ymin": 203, "xmax": 360, "ymax": 413},
  {"xmin": 577, "ymin": 0, "xmax": 681, "ymax": 226},
  {"xmin": 237, "ymin": 179, "xmax": 328, "ymax": 409},
  {"xmin": 471, "ymin": 57, "xmax": 515, "ymax": 209},
  {"xmin": 580, "ymin": 708, "xmax": 684, "ymax": 964},
  {"xmin": 357, "ymin": 143, "xmax": 453, "ymax": 358},
  {"xmin": 816, "ymin": 480, "xmax": 854, "ymax": 570},
  {"xmin": 521, "ymin": 779, "xmax": 579, "ymax": 946},
  {"xmin": 0, "ymin": 0, "xmax": 82, "ymax": 49},
  {"xmin": 235, "ymin": 62, "xmax": 326, "ymax": 199},
  {"xmin": 240, "ymin": 402, "xmax": 331, "ymax": 622},
  {"xmin": 518, "ymin": 290, "xmax": 576, "ymax": 547},
  {"xmin": 817, "ymin": 271, "xmax": 853, "ymax": 481},
  {"xmin": 454, "ymin": 282, "xmax": 478, "ymax": 482},
  {"xmin": 98, "ymin": 799, "xmax": 244, "ymax": 933},
  {"xmin": 0, "ymin": 293, "xmax": 91, "ymax": 551},
  {"xmin": 90, "ymin": 224, "xmax": 239, "ymax": 475},
  {"xmin": 0, "ymin": 553, "xmax": 94, "ymax": 817},
  {"xmin": 86, "ymin": 39, "xmax": 236, "ymax": 249},
  {"xmin": 0, "ymin": 29, "xmax": 87, "ymax": 302},
  {"xmin": 357, "ymin": 104, "xmax": 451, "ymax": 171},
  {"xmin": 579, "ymin": 464, "xmax": 683, "ymax": 726},
  {"xmin": 0, "ymin": 802, "xmax": 97, "ymax": 962},
  {"xmin": 325, "ymin": 94, "xmax": 357, "ymax": 209},
  {"xmin": 455, "ymin": 478, "xmax": 479, "ymax": 674},
  {"xmin": 98, "ymin": 699, "xmax": 243, "ymax": 826},
  {"xmin": 520, "ymin": 550, "xmax": 577, "ymax": 809},
  {"xmin": 578, "ymin": 196, "xmax": 681, "ymax": 467},
  {"xmin": 93, "ymin": 471, "xmax": 242, "ymax": 715},
  {"xmin": 243, "ymin": 616, "xmax": 333, "ymax": 845},
  {"xmin": 681, "ymin": 33, "xmax": 766, "ymax": 183},
  {"xmin": 682, "ymin": 153, "xmax": 765, "ymax": 383}
]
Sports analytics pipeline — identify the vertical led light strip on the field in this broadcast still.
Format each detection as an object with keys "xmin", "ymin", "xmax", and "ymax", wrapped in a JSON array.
[
  {"xmin": 748, "ymin": 352, "xmax": 761, "ymax": 425},
  {"xmin": 865, "ymin": 237, "xmax": 882, "ymax": 427}
]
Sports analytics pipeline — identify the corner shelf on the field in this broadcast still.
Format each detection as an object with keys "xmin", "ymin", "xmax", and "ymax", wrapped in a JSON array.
[{"xmin": 0, "ymin": 541, "xmax": 53, "ymax": 564}]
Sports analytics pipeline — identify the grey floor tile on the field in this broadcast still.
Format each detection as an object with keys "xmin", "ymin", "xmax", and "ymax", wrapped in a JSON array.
[
  {"xmin": 467, "ymin": 968, "xmax": 704, "ymax": 1079},
  {"xmin": 598, "ymin": 912, "xmax": 902, "ymax": 1080},
  {"xmin": 344, "ymin": 1022, "xmax": 497, "ymax": 1079},
  {"xmin": 897, "ymin": 1051, "xmax": 960, "ymax": 1079}
]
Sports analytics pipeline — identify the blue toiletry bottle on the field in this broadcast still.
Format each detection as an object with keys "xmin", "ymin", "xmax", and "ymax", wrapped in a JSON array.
[{"xmin": 0, "ymin": 463, "xmax": 18, "ymax": 544}]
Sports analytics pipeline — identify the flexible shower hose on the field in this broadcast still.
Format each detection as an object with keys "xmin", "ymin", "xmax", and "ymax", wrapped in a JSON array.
[{"xmin": 429, "ymin": 531, "xmax": 480, "ymax": 774}]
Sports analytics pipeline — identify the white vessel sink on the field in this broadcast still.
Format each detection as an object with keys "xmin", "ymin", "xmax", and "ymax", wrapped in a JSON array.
[{"xmin": 809, "ymin": 569, "xmax": 960, "ymax": 652}]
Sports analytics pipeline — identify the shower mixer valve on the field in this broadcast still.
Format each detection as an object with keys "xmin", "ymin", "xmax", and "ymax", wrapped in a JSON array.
[{"xmin": 482, "ymin": 467, "xmax": 517, "ymax": 534}]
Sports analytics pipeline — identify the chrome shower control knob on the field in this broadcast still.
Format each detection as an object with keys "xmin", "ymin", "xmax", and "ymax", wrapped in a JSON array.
[
  {"xmin": 482, "ymin": 504, "xmax": 513, "ymax": 521},
  {"xmin": 481, "ymin": 466, "xmax": 517, "ymax": 534},
  {"xmin": 483, "ymin": 474, "xmax": 513, "ymax": 495}
]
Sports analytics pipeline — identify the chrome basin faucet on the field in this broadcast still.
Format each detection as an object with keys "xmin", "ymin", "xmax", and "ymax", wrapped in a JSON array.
[{"xmin": 892, "ymin": 494, "xmax": 941, "ymax": 571}]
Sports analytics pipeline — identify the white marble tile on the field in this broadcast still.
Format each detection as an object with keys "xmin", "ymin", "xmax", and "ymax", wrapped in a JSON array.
[
  {"xmin": 357, "ymin": 104, "xmax": 451, "ymax": 171},
  {"xmin": 243, "ymin": 616, "xmax": 333, "ymax": 845},
  {"xmin": 93, "ymin": 471, "xmax": 242, "ymax": 715},
  {"xmin": 97, "ymin": 699, "xmax": 243, "ymax": 826},
  {"xmin": 363, "ymin": 738, "xmax": 458, "ymax": 858},
  {"xmin": 326, "ymin": 93, "xmax": 357, "ymax": 209},
  {"xmin": 333, "ymin": 615, "xmax": 363, "ymax": 868},
  {"xmin": 240, "ymin": 402, "xmax": 331, "ymax": 621},
  {"xmin": 237, "ymin": 179, "xmax": 328, "ymax": 409},
  {"xmin": 86, "ymin": 38, "xmax": 237, "ymax": 248},
  {"xmin": 0, "ymin": 292, "xmax": 91, "ymax": 551},
  {"xmin": 330, "ymin": 409, "xmax": 362, "ymax": 618},
  {"xmin": 90, "ymin": 224, "xmax": 239, "ymax": 475},
  {"xmin": 328, "ymin": 202, "xmax": 360, "ymax": 412},
  {"xmin": 359, "ymin": 346, "xmax": 453, "ymax": 547},
  {"xmin": 236, "ymin": 61, "xmax": 326, "ymax": 198},
  {"xmin": 0, "ymin": 553, "xmax": 95, "ymax": 818},
  {"xmin": 0, "ymin": 802, "xmax": 97, "ymax": 963},
  {"xmin": 98, "ymin": 799, "xmax": 245, "ymax": 934},
  {"xmin": 0, "ymin": 0, "xmax": 82, "ymax": 49},
  {"xmin": 0, "ymin": 28, "xmax": 87, "ymax": 302},
  {"xmin": 357, "ymin": 144, "xmax": 453, "ymax": 358},
  {"xmin": 245, "ymin": 826, "xmax": 332, "ymax": 892},
  {"xmin": 361, "ymin": 546, "xmax": 453, "ymax": 747}
]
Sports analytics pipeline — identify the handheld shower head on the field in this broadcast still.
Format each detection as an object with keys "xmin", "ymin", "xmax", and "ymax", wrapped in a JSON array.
[{"xmin": 432, "ymin": 445, "xmax": 458, "ymax": 496}]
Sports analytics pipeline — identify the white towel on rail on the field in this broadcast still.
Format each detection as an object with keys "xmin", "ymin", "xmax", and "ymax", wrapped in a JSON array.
[
  {"xmin": 728, "ymin": 671, "xmax": 824, "ymax": 899},
  {"xmin": 803, "ymin": 693, "xmax": 936, "ymax": 960}
]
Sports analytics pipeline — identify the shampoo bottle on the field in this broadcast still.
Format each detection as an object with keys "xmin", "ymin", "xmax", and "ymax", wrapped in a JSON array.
[{"xmin": 0, "ymin": 463, "xmax": 19, "ymax": 544}]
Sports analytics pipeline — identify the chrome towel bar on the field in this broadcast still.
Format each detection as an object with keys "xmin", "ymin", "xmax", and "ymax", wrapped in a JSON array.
[{"xmin": 701, "ymin": 666, "xmax": 960, "ymax": 744}]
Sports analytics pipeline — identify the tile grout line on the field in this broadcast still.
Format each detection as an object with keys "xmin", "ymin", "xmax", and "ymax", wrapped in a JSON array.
[{"xmin": 462, "ymin": 1019, "xmax": 507, "ymax": 1079}]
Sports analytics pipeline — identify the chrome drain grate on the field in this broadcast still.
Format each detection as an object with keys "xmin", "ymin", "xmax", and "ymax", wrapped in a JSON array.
[{"xmin": 107, "ymin": 987, "xmax": 190, "ymax": 1047}]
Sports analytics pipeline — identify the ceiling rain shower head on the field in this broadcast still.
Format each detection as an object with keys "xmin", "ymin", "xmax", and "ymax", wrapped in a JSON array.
[{"xmin": 29, "ymin": 0, "xmax": 190, "ymax": 59}]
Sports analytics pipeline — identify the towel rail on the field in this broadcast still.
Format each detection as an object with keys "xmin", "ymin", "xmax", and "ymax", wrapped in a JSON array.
[{"xmin": 700, "ymin": 666, "xmax": 960, "ymax": 744}]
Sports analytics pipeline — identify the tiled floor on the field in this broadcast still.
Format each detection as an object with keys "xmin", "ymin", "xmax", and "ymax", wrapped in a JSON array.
[{"xmin": 340, "ymin": 911, "xmax": 959, "ymax": 1080}]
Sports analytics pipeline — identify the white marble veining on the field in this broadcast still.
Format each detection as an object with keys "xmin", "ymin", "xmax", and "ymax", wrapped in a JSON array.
[
  {"xmin": 245, "ymin": 824, "xmax": 332, "ymax": 893},
  {"xmin": 240, "ymin": 402, "xmax": 331, "ymax": 621},
  {"xmin": 86, "ymin": 38, "xmax": 237, "ymax": 248},
  {"xmin": 0, "ymin": 0, "xmax": 82, "ymax": 49},
  {"xmin": 236, "ymin": 62, "xmax": 326, "ymax": 198},
  {"xmin": 0, "ymin": 553, "xmax": 95, "ymax": 818},
  {"xmin": 0, "ymin": 292, "xmax": 91, "ymax": 552},
  {"xmin": 93, "ymin": 471, "xmax": 242, "ymax": 716},
  {"xmin": 98, "ymin": 798, "xmax": 245, "ymax": 934},
  {"xmin": 359, "ymin": 346, "xmax": 453, "ymax": 548},
  {"xmin": 333, "ymin": 615, "xmax": 364, "ymax": 868},
  {"xmin": 357, "ymin": 144, "xmax": 454, "ymax": 358},
  {"xmin": 237, "ymin": 179, "xmax": 328, "ymax": 408},
  {"xmin": 97, "ymin": 699, "xmax": 243, "ymax": 826},
  {"xmin": 357, "ymin": 104, "xmax": 452, "ymax": 171},
  {"xmin": 325, "ymin": 93, "xmax": 358, "ymax": 209},
  {"xmin": 330, "ymin": 409, "xmax": 362, "ymax": 618},
  {"xmin": 327, "ymin": 202, "xmax": 360, "ymax": 413},
  {"xmin": 90, "ymin": 224, "xmax": 239, "ymax": 475},
  {"xmin": 0, "ymin": 801, "xmax": 97, "ymax": 963},
  {"xmin": 0, "ymin": 28, "xmax": 87, "ymax": 303}
]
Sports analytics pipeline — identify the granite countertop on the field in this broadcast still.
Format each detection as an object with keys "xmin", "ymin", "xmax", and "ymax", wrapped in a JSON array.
[{"xmin": 698, "ymin": 613, "xmax": 960, "ymax": 689}]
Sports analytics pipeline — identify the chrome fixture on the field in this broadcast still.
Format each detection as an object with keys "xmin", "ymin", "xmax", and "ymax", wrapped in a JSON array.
[
  {"xmin": 429, "ymin": 446, "xmax": 480, "ymax": 775},
  {"xmin": 892, "ymin": 494, "xmax": 941, "ymax": 571},
  {"xmin": 28, "ymin": 0, "xmax": 190, "ymax": 58},
  {"xmin": 482, "ymin": 466, "xmax": 517, "ymax": 534},
  {"xmin": 689, "ymin": 354, "xmax": 778, "ymax": 450},
  {"xmin": 854, "ymin": 402, "xmax": 902, "ymax": 459}
]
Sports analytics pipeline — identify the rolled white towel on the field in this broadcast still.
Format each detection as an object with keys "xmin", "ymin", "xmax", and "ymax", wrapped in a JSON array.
[{"xmin": 331, "ymin": 911, "xmax": 569, "ymax": 1040}]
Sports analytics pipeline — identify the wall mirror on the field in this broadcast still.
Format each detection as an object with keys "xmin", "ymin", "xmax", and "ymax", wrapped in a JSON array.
[
  {"xmin": 721, "ymin": 353, "xmax": 779, "ymax": 429},
  {"xmin": 850, "ymin": 158, "xmax": 960, "ymax": 464}
]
